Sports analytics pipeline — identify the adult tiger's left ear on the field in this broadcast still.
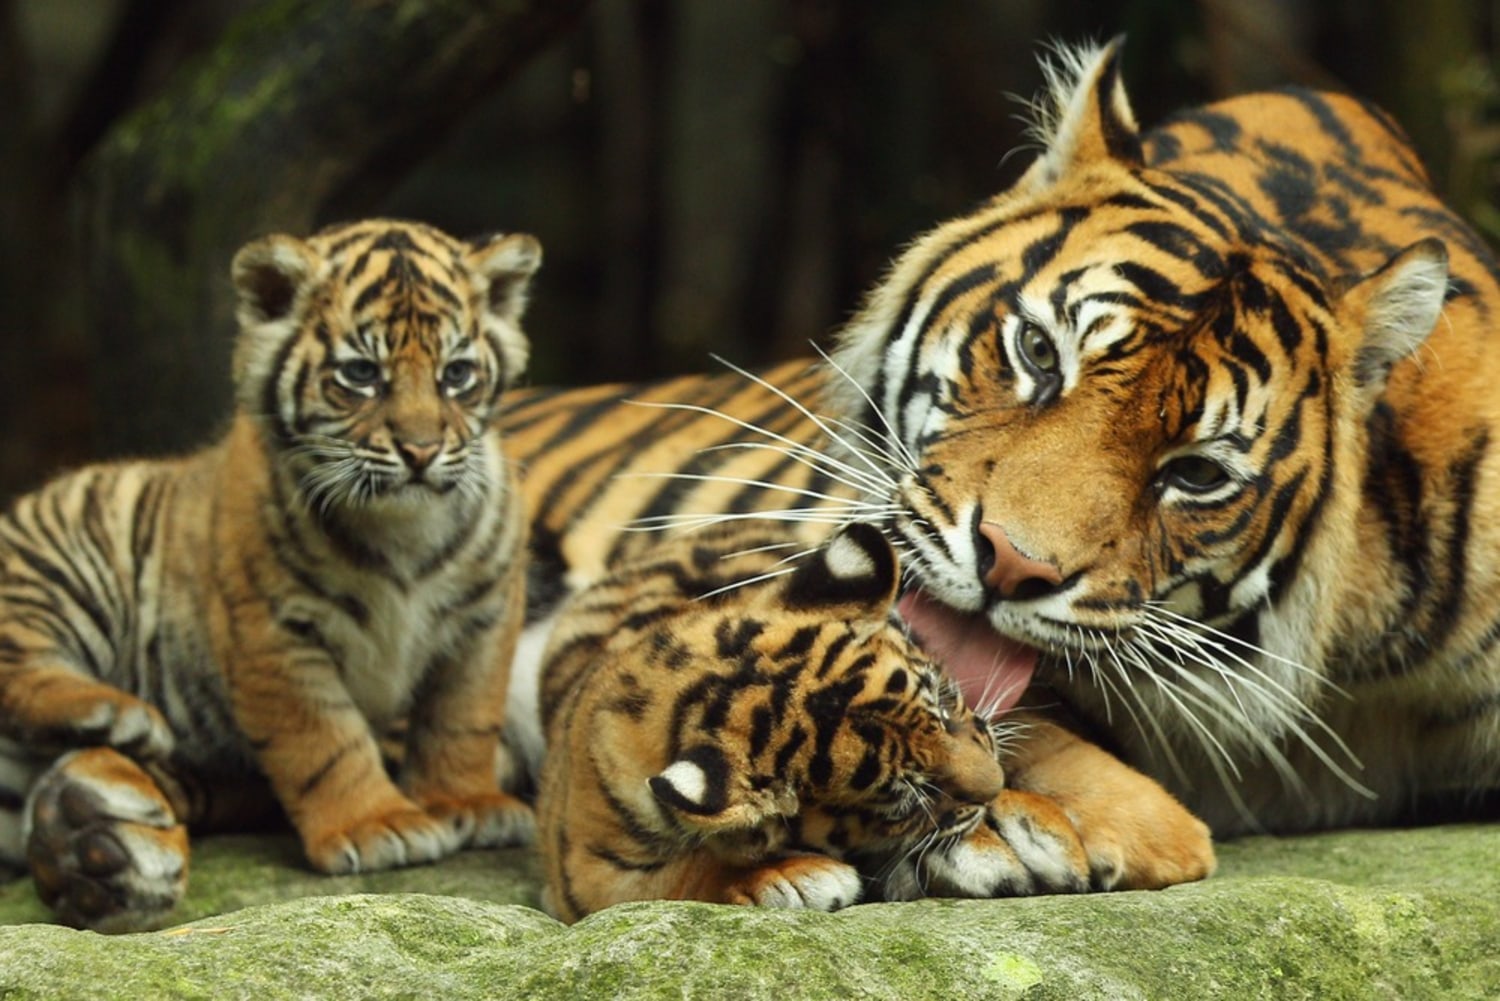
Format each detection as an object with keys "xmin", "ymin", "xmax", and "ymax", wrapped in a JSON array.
[
  {"xmin": 1017, "ymin": 36, "xmax": 1143, "ymax": 194},
  {"xmin": 1339, "ymin": 237, "xmax": 1449, "ymax": 395},
  {"xmin": 784, "ymin": 522, "xmax": 899, "ymax": 611}
]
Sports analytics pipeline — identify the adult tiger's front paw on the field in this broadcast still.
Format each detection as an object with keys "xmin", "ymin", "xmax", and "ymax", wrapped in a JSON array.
[
  {"xmin": 25, "ymin": 747, "xmax": 188, "ymax": 933},
  {"xmin": 883, "ymin": 790, "xmax": 1089, "ymax": 900},
  {"xmin": 417, "ymin": 790, "xmax": 536, "ymax": 849},
  {"xmin": 1079, "ymin": 799, "xmax": 1216, "ymax": 890},
  {"xmin": 303, "ymin": 801, "xmax": 464, "ymax": 875}
]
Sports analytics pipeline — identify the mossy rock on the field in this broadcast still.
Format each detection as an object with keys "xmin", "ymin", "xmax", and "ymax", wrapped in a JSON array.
[{"xmin": 1, "ymin": 825, "xmax": 1498, "ymax": 999}]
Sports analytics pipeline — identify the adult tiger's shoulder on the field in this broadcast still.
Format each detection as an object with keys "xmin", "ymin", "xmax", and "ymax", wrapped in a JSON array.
[
  {"xmin": 1, "ymin": 218, "xmax": 540, "ymax": 931},
  {"xmin": 500, "ymin": 39, "xmax": 1500, "ymax": 852}
]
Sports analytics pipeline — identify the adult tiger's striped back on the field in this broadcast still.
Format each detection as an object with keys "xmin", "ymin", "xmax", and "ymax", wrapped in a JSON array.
[
  {"xmin": 501, "ymin": 41, "xmax": 1500, "ymax": 851},
  {"xmin": 0, "ymin": 219, "xmax": 540, "ymax": 931}
]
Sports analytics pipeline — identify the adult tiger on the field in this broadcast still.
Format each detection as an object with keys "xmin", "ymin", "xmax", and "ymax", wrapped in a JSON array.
[
  {"xmin": 500, "ymin": 37, "xmax": 1500, "ymax": 882},
  {"xmin": 0, "ymin": 219, "xmax": 540, "ymax": 931}
]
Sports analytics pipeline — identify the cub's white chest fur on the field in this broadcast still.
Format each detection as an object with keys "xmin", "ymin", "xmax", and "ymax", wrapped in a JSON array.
[{"xmin": 335, "ymin": 580, "xmax": 460, "ymax": 725}]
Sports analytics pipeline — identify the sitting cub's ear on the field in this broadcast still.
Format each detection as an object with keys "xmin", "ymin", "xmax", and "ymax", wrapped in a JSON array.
[
  {"xmin": 231, "ymin": 234, "xmax": 322, "ymax": 327},
  {"xmin": 784, "ymin": 522, "xmax": 899, "ymax": 610}
]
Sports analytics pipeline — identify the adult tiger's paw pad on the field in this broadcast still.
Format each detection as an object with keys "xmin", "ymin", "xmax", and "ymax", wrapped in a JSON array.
[{"xmin": 24, "ymin": 747, "xmax": 188, "ymax": 933}]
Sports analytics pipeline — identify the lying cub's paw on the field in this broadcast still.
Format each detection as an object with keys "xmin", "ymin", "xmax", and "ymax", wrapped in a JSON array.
[
  {"xmin": 884, "ymin": 790, "xmax": 1089, "ymax": 900},
  {"xmin": 25, "ymin": 748, "xmax": 188, "ymax": 933},
  {"xmin": 304, "ymin": 802, "xmax": 463, "ymax": 875},
  {"xmin": 418, "ymin": 790, "xmax": 536, "ymax": 849},
  {"xmin": 723, "ymin": 854, "xmax": 864, "ymax": 911}
]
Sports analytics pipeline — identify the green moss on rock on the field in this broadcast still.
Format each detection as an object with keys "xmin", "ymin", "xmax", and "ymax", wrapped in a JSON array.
[{"xmin": 1, "ymin": 825, "xmax": 1497, "ymax": 999}]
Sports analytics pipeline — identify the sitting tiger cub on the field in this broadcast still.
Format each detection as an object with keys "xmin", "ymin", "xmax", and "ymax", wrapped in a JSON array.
[
  {"xmin": 536, "ymin": 522, "xmax": 1213, "ymax": 922},
  {"xmin": 0, "ymin": 219, "xmax": 539, "ymax": 931}
]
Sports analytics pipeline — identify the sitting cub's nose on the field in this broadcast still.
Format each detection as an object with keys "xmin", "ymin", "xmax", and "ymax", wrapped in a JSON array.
[
  {"xmin": 976, "ymin": 521, "xmax": 1062, "ymax": 600},
  {"xmin": 396, "ymin": 439, "xmax": 441, "ymax": 472}
]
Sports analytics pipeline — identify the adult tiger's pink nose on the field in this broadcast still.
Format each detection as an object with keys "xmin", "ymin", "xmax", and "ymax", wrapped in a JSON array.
[{"xmin": 977, "ymin": 521, "xmax": 1062, "ymax": 600}]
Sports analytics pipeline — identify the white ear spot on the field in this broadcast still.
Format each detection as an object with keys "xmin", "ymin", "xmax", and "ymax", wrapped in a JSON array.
[
  {"xmin": 824, "ymin": 533, "xmax": 876, "ymax": 580},
  {"xmin": 655, "ymin": 760, "xmax": 707, "ymax": 806}
]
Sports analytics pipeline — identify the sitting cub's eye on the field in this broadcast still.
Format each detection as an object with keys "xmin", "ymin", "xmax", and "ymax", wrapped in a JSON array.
[
  {"xmin": 1161, "ymin": 455, "xmax": 1232, "ymax": 493},
  {"xmin": 1017, "ymin": 321, "xmax": 1059, "ymax": 375},
  {"xmin": 441, "ymin": 360, "xmax": 478, "ymax": 393},
  {"xmin": 335, "ymin": 358, "xmax": 381, "ymax": 389}
]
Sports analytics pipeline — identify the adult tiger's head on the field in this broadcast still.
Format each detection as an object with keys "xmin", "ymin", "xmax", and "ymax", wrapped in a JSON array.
[
  {"xmin": 826, "ymin": 42, "xmax": 1449, "ymax": 771},
  {"xmin": 229, "ymin": 219, "xmax": 540, "ymax": 508}
]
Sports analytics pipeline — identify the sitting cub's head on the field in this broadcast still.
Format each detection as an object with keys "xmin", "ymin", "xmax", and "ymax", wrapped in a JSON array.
[{"xmin": 229, "ymin": 218, "xmax": 540, "ymax": 507}]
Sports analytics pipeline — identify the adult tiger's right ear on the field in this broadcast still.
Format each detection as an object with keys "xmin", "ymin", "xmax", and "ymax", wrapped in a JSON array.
[
  {"xmin": 231, "ymin": 234, "xmax": 322, "ymax": 326},
  {"xmin": 783, "ymin": 522, "xmax": 900, "ymax": 611}
]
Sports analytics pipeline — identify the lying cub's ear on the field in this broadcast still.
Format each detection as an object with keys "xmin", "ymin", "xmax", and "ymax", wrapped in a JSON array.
[
  {"xmin": 783, "ymin": 522, "xmax": 899, "ymax": 610},
  {"xmin": 649, "ymin": 744, "xmax": 795, "ymax": 835},
  {"xmin": 650, "ymin": 745, "xmax": 732, "ymax": 817}
]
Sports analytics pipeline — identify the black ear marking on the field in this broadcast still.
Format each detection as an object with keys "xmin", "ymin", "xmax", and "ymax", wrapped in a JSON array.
[
  {"xmin": 1097, "ymin": 36, "xmax": 1143, "ymax": 166},
  {"xmin": 784, "ymin": 522, "xmax": 899, "ymax": 610},
  {"xmin": 649, "ymin": 744, "xmax": 731, "ymax": 816}
]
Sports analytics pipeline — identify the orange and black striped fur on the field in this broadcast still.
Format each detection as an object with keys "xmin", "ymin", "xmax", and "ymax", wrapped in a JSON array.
[
  {"xmin": 537, "ymin": 522, "xmax": 1178, "ymax": 922},
  {"xmin": 0, "ymin": 219, "xmax": 538, "ymax": 931},
  {"xmin": 502, "ymin": 39, "xmax": 1500, "ymax": 884}
]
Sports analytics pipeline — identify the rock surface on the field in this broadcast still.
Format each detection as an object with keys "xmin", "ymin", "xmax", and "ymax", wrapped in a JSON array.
[{"xmin": 1, "ymin": 825, "xmax": 1497, "ymax": 999}]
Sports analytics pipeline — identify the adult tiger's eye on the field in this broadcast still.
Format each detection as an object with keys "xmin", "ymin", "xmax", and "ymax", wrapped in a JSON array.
[
  {"xmin": 1017, "ymin": 321, "xmax": 1059, "ymax": 374},
  {"xmin": 441, "ymin": 359, "xmax": 478, "ymax": 393},
  {"xmin": 1163, "ymin": 455, "xmax": 1231, "ymax": 493},
  {"xmin": 335, "ymin": 358, "xmax": 381, "ymax": 388}
]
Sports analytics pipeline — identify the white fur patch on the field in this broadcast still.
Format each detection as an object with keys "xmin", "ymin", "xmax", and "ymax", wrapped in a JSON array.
[
  {"xmin": 656, "ymin": 760, "xmax": 708, "ymax": 806},
  {"xmin": 824, "ymin": 533, "xmax": 876, "ymax": 580},
  {"xmin": 754, "ymin": 860, "xmax": 863, "ymax": 911},
  {"xmin": 504, "ymin": 613, "xmax": 560, "ymax": 782}
]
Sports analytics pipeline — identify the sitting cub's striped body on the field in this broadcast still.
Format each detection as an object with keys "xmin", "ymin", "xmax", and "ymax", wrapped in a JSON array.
[{"xmin": 0, "ymin": 219, "xmax": 539, "ymax": 931}]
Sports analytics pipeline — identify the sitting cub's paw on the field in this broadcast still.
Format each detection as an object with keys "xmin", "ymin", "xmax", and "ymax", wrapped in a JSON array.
[
  {"xmin": 883, "ymin": 790, "xmax": 1089, "ymax": 900},
  {"xmin": 304, "ymin": 801, "xmax": 464, "ymax": 875},
  {"xmin": 25, "ymin": 747, "xmax": 188, "ymax": 933},
  {"xmin": 417, "ymin": 790, "xmax": 536, "ymax": 849},
  {"xmin": 723, "ymin": 854, "xmax": 864, "ymax": 911}
]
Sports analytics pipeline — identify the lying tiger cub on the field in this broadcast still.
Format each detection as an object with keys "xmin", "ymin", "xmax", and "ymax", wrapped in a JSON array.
[
  {"xmin": 535, "ymin": 522, "xmax": 1213, "ymax": 922},
  {"xmin": 0, "ymin": 219, "xmax": 539, "ymax": 931}
]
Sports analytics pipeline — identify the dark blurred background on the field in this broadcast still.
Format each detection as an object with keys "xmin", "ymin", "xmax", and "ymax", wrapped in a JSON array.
[{"xmin": 1, "ymin": 0, "xmax": 1496, "ymax": 503}]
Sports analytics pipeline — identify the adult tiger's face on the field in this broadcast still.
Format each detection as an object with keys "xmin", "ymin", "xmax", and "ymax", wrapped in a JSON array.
[
  {"xmin": 828, "ymin": 43, "xmax": 1448, "ymax": 755},
  {"xmin": 230, "ymin": 219, "xmax": 540, "ymax": 508}
]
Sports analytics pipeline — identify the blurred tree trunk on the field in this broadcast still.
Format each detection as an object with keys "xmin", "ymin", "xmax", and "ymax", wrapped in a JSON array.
[
  {"xmin": 75, "ymin": 0, "xmax": 591, "ymax": 459},
  {"xmin": 0, "ymin": 0, "xmax": 60, "ymax": 496}
]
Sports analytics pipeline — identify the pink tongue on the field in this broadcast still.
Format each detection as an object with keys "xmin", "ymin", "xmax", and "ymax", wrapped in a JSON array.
[{"xmin": 897, "ymin": 591, "xmax": 1038, "ymax": 717}]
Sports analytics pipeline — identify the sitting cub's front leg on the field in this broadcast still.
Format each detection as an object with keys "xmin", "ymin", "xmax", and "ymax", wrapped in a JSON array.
[
  {"xmin": 398, "ymin": 574, "xmax": 534, "ymax": 851},
  {"xmin": 225, "ymin": 614, "xmax": 461, "ymax": 875}
]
